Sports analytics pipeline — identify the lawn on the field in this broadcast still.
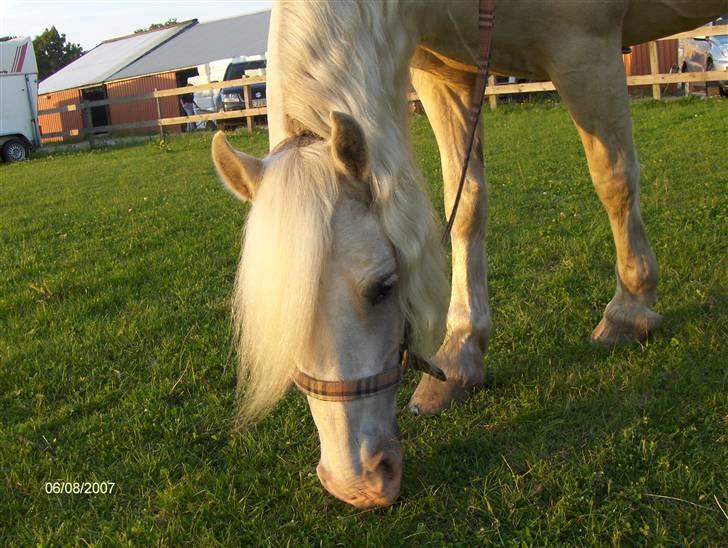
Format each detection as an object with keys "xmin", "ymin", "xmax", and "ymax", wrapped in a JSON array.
[{"xmin": 1, "ymin": 98, "xmax": 726, "ymax": 545}]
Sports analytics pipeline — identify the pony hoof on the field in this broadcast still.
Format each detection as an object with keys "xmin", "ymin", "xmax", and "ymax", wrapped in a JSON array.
[
  {"xmin": 591, "ymin": 304, "xmax": 662, "ymax": 346},
  {"xmin": 407, "ymin": 375, "xmax": 469, "ymax": 416}
]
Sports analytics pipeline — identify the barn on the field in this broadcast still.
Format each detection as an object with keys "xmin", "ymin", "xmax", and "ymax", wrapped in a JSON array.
[{"xmin": 37, "ymin": 10, "xmax": 270, "ymax": 142}]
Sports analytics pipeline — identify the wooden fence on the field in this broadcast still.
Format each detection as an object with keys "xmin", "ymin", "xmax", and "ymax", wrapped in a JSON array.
[{"xmin": 38, "ymin": 25, "xmax": 727, "ymax": 144}]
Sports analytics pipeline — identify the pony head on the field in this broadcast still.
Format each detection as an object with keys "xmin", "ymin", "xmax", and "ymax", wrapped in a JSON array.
[{"xmin": 212, "ymin": 111, "xmax": 447, "ymax": 507}]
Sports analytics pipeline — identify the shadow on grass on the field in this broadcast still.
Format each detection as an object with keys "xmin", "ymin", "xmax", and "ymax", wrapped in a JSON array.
[
  {"xmin": 657, "ymin": 290, "xmax": 727, "ymax": 337},
  {"xmin": 400, "ymin": 292, "xmax": 726, "ymax": 501}
]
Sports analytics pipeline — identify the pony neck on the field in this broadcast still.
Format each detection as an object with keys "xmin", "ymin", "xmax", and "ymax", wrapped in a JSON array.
[
  {"xmin": 267, "ymin": 1, "xmax": 422, "ymax": 173},
  {"xmin": 265, "ymin": 1, "xmax": 450, "ymax": 355}
]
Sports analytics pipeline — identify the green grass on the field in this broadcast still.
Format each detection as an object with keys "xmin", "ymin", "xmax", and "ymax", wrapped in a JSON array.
[{"xmin": 1, "ymin": 99, "xmax": 726, "ymax": 546}]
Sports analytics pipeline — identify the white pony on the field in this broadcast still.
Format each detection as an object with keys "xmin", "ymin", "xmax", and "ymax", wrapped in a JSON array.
[{"xmin": 212, "ymin": 0, "xmax": 728, "ymax": 507}]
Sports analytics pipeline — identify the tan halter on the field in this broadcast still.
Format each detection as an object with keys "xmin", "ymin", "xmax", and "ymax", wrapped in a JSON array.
[
  {"xmin": 293, "ymin": 323, "xmax": 448, "ymax": 401},
  {"xmin": 294, "ymin": 0, "xmax": 496, "ymax": 402}
]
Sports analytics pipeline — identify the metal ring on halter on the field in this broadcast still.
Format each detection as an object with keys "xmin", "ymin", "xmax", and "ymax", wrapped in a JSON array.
[{"xmin": 293, "ymin": 0, "xmax": 496, "ymax": 403}]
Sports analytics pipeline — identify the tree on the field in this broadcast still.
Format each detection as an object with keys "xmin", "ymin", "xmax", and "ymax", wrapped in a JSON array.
[
  {"xmin": 33, "ymin": 27, "xmax": 83, "ymax": 81},
  {"xmin": 0, "ymin": 36, "xmax": 17, "ymax": 42},
  {"xmin": 135, "ymin": 18, "xmax": 179, "ymax": 34}
]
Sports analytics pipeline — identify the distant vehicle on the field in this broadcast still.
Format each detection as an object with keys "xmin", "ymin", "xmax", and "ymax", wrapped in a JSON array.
[
  {"xmin": 0, "ymin": 37, "xmax": 41, "ymax": 163},
  {"xmin": 187, "ymin": 58, "xmax": 230, "ymax": 115},
  {"xmin": 678, "ymin": 15, "xmax": 728, "ymax": 97},
  {"xmin": 186, "ymin": 74, "xmax": 219, "ymax": 131},
  {"xmin": 218, "ymin": 57, "xmax": 267, "ymax": 113}
]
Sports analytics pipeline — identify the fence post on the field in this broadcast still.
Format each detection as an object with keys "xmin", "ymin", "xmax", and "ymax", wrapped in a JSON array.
[
  {"xmin": 242, "ymin": 80, "xmax": 253, "ymax": 134},
  {"xmin": 488, "ymin": 75, "xmax": 497, "ymax": 111},
  {"xmin": 154, "ymin": 89, "xmax": 166, "ymax": 141},
  {"xmin": 648, "ymin": 41, "xmax": 661, "ymax": 101},
  {"xmin": 82, "ymin": 101, "xmax": 95, "ymax": 149}
]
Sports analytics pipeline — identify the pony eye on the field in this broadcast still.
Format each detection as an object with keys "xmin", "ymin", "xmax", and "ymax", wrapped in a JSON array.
[{"xmin": 368, "ymin": 281, "xmax": 395, "ymax": 306}]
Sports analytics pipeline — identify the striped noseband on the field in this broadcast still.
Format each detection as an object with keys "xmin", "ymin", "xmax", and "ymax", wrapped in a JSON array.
[{"xmin": 293, "ymin": 322, "xmax": 447, "ymax": 402}]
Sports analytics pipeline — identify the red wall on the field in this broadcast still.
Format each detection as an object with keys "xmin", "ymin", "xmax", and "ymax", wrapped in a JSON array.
[
  {"xmin": 106, "ymin": 72, "xmax": 182, "ymax": 135},
  {"xmin": 38, "ymin": 89, "xmax": 83, "ymax": 143}
]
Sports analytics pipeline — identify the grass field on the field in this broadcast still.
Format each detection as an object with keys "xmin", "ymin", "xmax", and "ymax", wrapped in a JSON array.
[{"xmin": 2, "ymin": 98, "xmax": 727, "ymax": 545}]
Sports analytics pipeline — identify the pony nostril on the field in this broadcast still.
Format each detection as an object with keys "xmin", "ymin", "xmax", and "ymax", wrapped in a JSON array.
[
  {"xmin": 372, "ymin": 452, "xmax": 401, "ymax": 491},
  {"xmin": 377, "ymin": 456, "xmax": 395, "ymax": 482}
]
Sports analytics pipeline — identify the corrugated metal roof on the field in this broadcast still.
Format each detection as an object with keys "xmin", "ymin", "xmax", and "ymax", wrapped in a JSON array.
[
  {"xmin": 38, "ymin": 23, "xmax": 193, "ymax": 94},
  {"xmin": 109, "ymin": 11, "xmax": 271, "ymax": 82}
]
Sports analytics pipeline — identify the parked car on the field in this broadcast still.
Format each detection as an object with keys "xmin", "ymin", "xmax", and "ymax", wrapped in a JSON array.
[
  {"xmin": 217, "ymin": 57, "xmax": 267, "ymax": 113},
  {"xmin": 678, "ymin": 15, "xmax": 728, "ymax": 96}
]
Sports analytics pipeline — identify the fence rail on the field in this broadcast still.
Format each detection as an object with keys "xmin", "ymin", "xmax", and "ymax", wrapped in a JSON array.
[
  {"xmin": 38, "ymin": 25, "xmax": 727, "ymax": 143},
  {"xmin": 480, "ymin": 70, "xmax": 727, "ymax": 97}
]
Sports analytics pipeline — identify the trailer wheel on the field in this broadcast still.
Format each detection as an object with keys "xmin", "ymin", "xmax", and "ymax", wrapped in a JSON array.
[{"xmin": 2, "ymin": 139, "xmax": 28, "ymax": 163}]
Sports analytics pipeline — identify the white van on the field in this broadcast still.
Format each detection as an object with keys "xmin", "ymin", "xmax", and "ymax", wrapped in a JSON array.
[{"xmin": 0, "ymin": 37, "xmax": 40, "ymax": 162}]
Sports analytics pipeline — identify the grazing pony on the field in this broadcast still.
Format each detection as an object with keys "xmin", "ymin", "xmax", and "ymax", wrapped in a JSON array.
[{"xmin": 212, "ymin": 0, "xmax": 728, "ymax": 507}]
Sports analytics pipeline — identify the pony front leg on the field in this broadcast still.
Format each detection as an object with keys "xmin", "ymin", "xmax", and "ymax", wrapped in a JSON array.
[
  {"xmin": 549, "ymin": 38, "xmax": 662, "ymax": 344},
  {"xmin": 408, "ymin": 62, "xmax": 490, "ymax": 415}
]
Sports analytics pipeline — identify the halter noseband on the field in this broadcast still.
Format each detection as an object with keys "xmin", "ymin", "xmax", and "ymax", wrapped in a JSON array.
[
  {"xmin": 293, "ymin": 322, "xmax": 447, "ymax": 402},
  {"xmin": 292, "ymin": 0, "xmax": 496, "ymax": 403}
]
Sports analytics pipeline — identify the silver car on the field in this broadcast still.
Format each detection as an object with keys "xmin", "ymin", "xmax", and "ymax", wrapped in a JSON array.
[{"xmin": 679, "ymin": 15, "xmax": 728, "ymax": 96}]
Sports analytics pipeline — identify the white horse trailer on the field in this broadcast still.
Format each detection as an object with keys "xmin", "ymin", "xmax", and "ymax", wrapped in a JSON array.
[{"xmin": 0, "ymin": 37, "xmax": 40, "ymax": 162}]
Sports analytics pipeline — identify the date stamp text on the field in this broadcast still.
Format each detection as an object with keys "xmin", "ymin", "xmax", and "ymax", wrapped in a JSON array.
[{"xmin": 44, "ymin": 481, "xmax": 116, "ymax": 495}]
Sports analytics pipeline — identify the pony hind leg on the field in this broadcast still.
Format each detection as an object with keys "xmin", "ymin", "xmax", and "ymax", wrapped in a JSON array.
[
  {"xmin": 548, "ymin": 38, "xmax": 662, "ymax": 344},
  {"xmin": 408, "ymin": 55, "xmax": 490, "ymax": 415}
]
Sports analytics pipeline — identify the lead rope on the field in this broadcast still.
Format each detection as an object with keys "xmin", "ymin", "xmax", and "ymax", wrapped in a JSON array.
[
  {"xmin": 442, "ymin": 0, "xmax": 496, "ymax": 243},
  {"xmin": 400, "ymin": 321, "xmax": 448, "ymax": 381}
]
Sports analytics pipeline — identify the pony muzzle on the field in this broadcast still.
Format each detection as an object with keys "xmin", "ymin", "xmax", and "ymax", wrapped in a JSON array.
[{"xmin": 316, "ymin": 443, "xmax": 402, "ymax": 508}]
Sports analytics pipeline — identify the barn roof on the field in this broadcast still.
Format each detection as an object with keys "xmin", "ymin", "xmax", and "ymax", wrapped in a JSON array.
[
  {"xmin": 38, "ymin": 10, "xmax": 271, "ymax": 95},
  {"xmin": 109, "ymin": 11, "xmax": 271, "ymax": 82},
  {"xmin": 38, "ymin": 23, "xmax": 193, "ymax": 94}
]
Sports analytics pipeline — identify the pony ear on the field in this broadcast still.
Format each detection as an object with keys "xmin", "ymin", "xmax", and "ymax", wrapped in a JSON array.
[
  {"xmin": 329, "ymin": 111, "xmax": 370, "ymax": 181},
  {"xmin": 211, "ymin": 131, "xmax": 263, "ymax": 202}
]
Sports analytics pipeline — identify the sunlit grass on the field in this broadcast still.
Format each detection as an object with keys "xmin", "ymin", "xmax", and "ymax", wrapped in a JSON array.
[{"xmin": 1, "ymin": 98, "xmax": 726, "ymax": 545}]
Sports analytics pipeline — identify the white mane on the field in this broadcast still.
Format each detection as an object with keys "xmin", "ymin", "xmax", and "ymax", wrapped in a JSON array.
[
  {"xmin": 234, "ymin": 142, "xmax": 339, "ymax": 425},
  {"xmin": 235, "ymin": 1, "xmax": 449, "ymax": 425}
]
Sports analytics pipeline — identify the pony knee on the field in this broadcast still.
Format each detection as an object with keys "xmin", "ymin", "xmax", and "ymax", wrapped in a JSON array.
[
  {"xmin": 448, "ymin": 178, "xmax": 487, "ymax": 239},
  {"xmin": 592, "ymin": 162, "xmax": 639, "ymax": 217}
]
